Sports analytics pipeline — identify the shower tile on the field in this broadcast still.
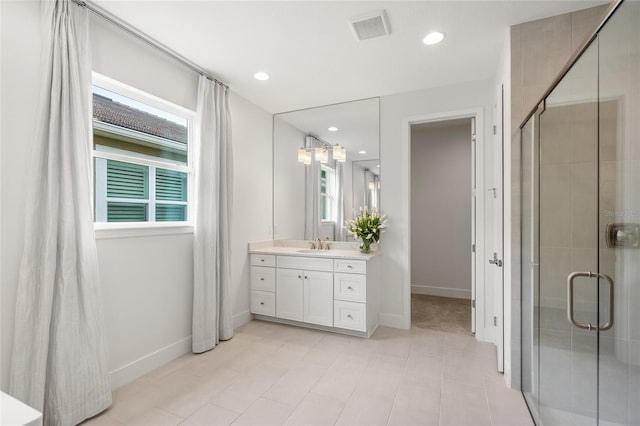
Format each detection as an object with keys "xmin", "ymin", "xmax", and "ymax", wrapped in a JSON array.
[
  {"xmin": 572, "ymin": 104, "xmax": 598, "ymax": 164},
  {"xmin": 570, "ymin": 333, "xmax": 597, "ymax": 416},
  {"xmin": 539, "ymin": 329, "xmax": 572, "ymax": 411},
  {"xmin": 540, "ymin": 247, "xmax": 571, "ymax": 301},
  {"xmin": 521, "ymin": 13, "xmax": 572, "ymax": 88},
  {"xmin": 571, "ymin": 162, "xmax": 598, "ymax": 249},
  {"xmin": 540, "ymin": 164, "xmax": 571, "ymax": 248},
  {"xmin": 629, "ymin": 340, "xmax": 640, "ymax": 425},
  {"xmin": 540, "ymin": 106, "xmax": 573, "ymax": 165},
  {"xmin": 571, "ymin": 5, "xmax": 608, "ymax": 49},
  {"xmin": 598, "ymin": 337, "xmax": 630, "ymax": 426}
]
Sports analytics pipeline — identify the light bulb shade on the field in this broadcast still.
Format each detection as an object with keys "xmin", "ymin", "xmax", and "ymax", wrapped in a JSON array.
[
  {"xmin": 315, "ymin": 147, "xmax": 328, "ymax": 163},
  {"xmin": 303, "ymin": 150, "xmax": 312, "ymax": 165},
  {"xmin": 298, "ymin": 147, "xmax": 307, "ymax": 163},
  {"xmin": 332, "ymin": 145, "xmax": 346, "ymax": 162}
]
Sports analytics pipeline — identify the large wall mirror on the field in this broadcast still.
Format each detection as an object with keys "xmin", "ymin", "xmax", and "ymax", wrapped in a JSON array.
[{"xmin": 273, "ymin": 97, "xmax": 380, "ymax": 241}]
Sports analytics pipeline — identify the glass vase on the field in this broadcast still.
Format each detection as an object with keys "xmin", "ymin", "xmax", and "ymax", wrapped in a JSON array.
[{"xmin": 360, "ymin": 239, "xmax": 372, "ymax": 254}]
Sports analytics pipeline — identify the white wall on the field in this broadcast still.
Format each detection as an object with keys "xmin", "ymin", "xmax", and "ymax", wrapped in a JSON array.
[
  {"xmin": 0, "ymin": 1, "xmax": 272, "ymax": 391},
  {"xmin": 379, "ymin": 79, "xmax": 493, "ymax": 337},
  {"xmin": 273, "ymin": 118, "xmax": 305, "ymax": 240},
  {"xmin": 410, "ymin": 122, "xmax": 472, "ymax": 299}
]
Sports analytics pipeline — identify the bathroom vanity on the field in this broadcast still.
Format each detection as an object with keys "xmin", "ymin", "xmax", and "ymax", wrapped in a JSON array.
[{"xmin": 248, "ymin": 241, "xmax": 380, "ymax": 337}]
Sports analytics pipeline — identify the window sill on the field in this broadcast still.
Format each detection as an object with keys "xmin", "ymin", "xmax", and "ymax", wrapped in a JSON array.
[{"xmin": 94, "ymin": 222, "xmax": 194, "ymax": 240}]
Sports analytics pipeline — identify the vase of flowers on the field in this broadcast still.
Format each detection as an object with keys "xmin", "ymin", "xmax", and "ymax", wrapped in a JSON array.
[{"xmin": 345, "ymin": 207, "xmax": 387, "ymax": 254}]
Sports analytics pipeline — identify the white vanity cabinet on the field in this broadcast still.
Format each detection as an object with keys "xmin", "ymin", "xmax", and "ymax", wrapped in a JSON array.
[
  {"xmin": 250, "ymin": 254, "xmax": 276, "ymax": 317},
  {"xmin": 249, "ymin": 246, "xmax": 380, "ymax": 337},
  {"xmin": 276, "ymin": 256, "xmax": 333, "ymax": 327}
]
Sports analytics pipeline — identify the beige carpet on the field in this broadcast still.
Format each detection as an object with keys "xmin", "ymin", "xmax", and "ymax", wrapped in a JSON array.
[{"xmin": 411, "ymin": 294, "xmax": 472, "ymax": 334}]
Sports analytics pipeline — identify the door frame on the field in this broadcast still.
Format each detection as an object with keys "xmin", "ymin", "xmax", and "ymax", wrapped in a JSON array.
[{"xmin": 402, "ymin": 107, "xmax": 495, "ymax": 343}]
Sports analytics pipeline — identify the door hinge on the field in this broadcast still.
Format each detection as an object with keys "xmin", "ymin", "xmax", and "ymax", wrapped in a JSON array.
[
  {"xmin": 493, "ymin": 316, "xmax": 497, "ymax": 326},
  {"xmin": 493, "ymin": 125, "xmax": 497, "ymax": 135},
  {"xmin": 472, "ymin": 243, "xmax": 476, "ymax": 253},
  {"xmin": 472, "ymin": 300, "xmax": 476, "ymax": 308}
]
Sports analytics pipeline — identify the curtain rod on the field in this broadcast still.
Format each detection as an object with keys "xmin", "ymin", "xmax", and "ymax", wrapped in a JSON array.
[{"xmin": 71, "ymin": 0, "xmax": 229, "ymax": 89}]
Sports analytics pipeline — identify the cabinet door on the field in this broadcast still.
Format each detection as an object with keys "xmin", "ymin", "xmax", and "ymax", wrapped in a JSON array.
[
  {"xmin": 276, "ymin": 268, "xmax": 303, "ymax": 321},
  {"xmin": 303, "ymin": 270, "xmax": 334, "ymax": 326}
]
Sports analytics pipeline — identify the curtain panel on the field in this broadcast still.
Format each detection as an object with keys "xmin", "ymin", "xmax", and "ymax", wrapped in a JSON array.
[
  {"xmin": 192, "ymin": 76, "xmax": 234, "ymax": 353},
  {"xmin": 10, "ymin": 1, "xmax": 112, "ymax": 424}
]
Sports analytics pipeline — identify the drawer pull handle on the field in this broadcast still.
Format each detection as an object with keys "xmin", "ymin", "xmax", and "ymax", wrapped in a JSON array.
[
  {"xmin": 298, "ymin": 275, "xmax": 302, "ymax": 279},
  {"xmin": 260, "ymin": 259, "xmax": 265, "ymax": 262},
  {"xmin": 260, "ymin": 302, "xmax": 265, "ymax": 305},
  {"xmin": 305, "ymin": 276, "xmax": 309, "ymax": 280},
  {"xmin": 260, "ymin": 278, "xmax": 265, "ymax": 281},
  {"xmin": 347, "ymin": 286, "xmax": 354, "ymax": 290},
  {"xmin": 347, "ymin": 265, "xmax": 353, "ymax": 269},
  {"xmin": 347, "ymin": 314, "xmax": 353, "ymax": 319}
]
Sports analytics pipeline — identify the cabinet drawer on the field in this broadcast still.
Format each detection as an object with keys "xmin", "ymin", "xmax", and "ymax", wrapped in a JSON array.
[
  {"xmin": 334, "ymin": 259, "xmax": 366, "ymax": 274},
  {"xmin": 251, "ymin": 266, "xmax": 276, "ymax": 292},
  {"xmin": 250, "ymin": 254, "xmax": 276, "ymax": 267},
  {"xmin": 333, "ymin": 300, "xmax": 366, "ymax": 332},
  {"xmin": 334, "ymin": 273, "xmax": 366, "ymax": 302},
  {"xmin": 277, "ymin": 255, "xmax": 333, "ymax": 272},
  {"xmin": 251, "ymin": 290, "xmax": 275, "ymax": 316}
]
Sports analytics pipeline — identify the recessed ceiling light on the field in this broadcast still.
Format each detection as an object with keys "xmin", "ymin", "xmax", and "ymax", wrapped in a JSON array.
[
  {"xmin": 328, "ymin": 126, "xmax": 338, "ymax": 132},
  {"xmin": 423, "ymin": 31, "xmax": 445, "ymax": 45},
  {"xmin": 253, "ymin": 72, "xmax": 270, "ymax": 81},
  {"xmin": 359, "ymin": 150, "xmax": 367, "ymax": 154}
]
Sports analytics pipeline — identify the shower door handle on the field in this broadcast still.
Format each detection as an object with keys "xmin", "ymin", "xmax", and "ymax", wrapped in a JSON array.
[{"xmin": 567, "ymin": 271, "xmax": 614, "ymax": 331}]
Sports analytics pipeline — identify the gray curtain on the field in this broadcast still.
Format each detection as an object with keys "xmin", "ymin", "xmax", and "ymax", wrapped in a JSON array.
[
  {"xmin": 10, "ymin": 1, "xmax": 112, "ymax": 424},
  {"xmin": 192, "ymin": 75, "xmax": 234, "ymax": 353},
  {"xmin": 335, "ymin": 161, "xmax": 346, "ymax": 241},
  {"xmin": 304, "ymin": 137, "xmax": 321, "ymax": 240}
]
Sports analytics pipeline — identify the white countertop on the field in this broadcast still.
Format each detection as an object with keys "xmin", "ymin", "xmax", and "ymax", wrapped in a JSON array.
[{"xmin": 249, "ymin": 243, "xmax": 378, "ymax": 260}]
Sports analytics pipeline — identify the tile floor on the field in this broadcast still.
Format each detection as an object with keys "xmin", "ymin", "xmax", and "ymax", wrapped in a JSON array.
[{"xmin": 83, "ymin": 320, "xmax": 533, "ymax": 426}]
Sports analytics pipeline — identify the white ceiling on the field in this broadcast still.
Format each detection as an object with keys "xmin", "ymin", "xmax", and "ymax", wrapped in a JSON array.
[{"xmin": 93, "ymin": 0, "xmax": 608, "ymax": 114}]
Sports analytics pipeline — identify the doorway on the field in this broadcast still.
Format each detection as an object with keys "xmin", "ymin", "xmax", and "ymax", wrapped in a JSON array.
[{"xmin": 409, "ymin": 117, "xmax": 474, "ymax": 334}]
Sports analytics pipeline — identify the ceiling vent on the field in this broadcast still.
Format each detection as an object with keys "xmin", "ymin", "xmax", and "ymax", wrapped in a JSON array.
[{"xmin": 349, "ymin": 10, "xmax": 391, "ymax": 41}]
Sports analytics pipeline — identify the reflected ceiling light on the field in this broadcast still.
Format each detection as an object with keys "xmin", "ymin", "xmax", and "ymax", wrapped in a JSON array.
[
  {"xmin": 333, "ymin": 145, "xmax": 346, "ymax": 162},
  {"xmin": 423, "ymin": 31, "xmax": 445, "ymax": 45},
  {"xmin": 253, "ymin": 71, "xmax": 270, "ymax": 80},
  {"xmin": 328, "ymin": 126, "xmax": 338, "ymax": 132},
  {"xmin": 377, "ymin": 164, "xmax": 380, "ymax": 168},
  {"xmin": 359, "ymin": 150, "xmax": 367, "ymax": 154}
]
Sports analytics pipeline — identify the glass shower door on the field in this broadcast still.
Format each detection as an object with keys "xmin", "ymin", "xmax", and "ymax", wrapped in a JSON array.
[{"xmin": 537, "ymin": 39, "xmax": 600, "ymax": 426}]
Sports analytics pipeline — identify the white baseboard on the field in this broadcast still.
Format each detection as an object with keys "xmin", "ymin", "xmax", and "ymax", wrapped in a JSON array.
[
  {"xmin": 109, "ymin": 336, "xmax": 191, "ymax": 390},
  {"xmin": 233, "ymin": 310, "xmax": 252, "ymax": 329},
  {"xmin": 411, "ymin": 284, "xmax": 471, "ymax": 300},
  {"xmin": 379, "ymin": 313, "xmax": 408, "ymax": 329}
]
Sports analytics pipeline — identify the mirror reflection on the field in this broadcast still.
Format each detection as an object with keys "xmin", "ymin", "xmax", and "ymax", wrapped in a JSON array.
[{"xmin": 273, "ymin": 98, "xmax": 380, "ymax": 241}]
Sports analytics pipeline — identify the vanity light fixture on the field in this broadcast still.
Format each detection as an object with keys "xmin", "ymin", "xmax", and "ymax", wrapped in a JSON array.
[
  {"xmin": 333, "ymin": 145, "xmax": 346, "ymax": 162},
  {"xmin": 315, "ymin": 147, "xmax": 329, "ymax": 163},
  {"xmin": 298, "ymin": 147, "xmax": 312, "ymax": 164},
  {"xmin": 423, "ymin": 31, "xmax": 445, "ymax": 45},
  {"xmin": 253, "ymin": 71, "xmax": 270, "ymax": 81},
  {"xmin": 328, "ymin": 126, "xmax": 338, "ymax": 132}
]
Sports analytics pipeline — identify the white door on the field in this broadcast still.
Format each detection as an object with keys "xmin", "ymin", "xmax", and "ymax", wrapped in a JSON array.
[
  {"xmin": 303, "ymin": 270, "xmax": 334, "ymax": 326},
  {"xmin": 490, "ymin": 84, "xmax": 505, "ymax": 372},
  {"xmin": 276, "ymin": 268, "xmax": 304, "ymax": 321}
]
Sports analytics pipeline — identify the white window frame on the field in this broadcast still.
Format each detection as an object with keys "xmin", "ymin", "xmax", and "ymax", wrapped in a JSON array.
[
  {"xmin": 91, "ymin": 72, "xmax": 195, "ymax": 234},
  {"xmin": 320, "ymin": 164, "xmax": 337, "ymax": 222}
]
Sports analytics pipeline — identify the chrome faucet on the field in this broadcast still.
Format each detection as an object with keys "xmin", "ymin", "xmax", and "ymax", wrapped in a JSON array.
[{"xmin": 315, "ymin": 238, "xmax": 322, "ymax": 250}]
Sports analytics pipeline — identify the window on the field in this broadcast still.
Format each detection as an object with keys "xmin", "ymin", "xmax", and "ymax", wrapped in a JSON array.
[
  {"xmin": 320, "ymin": 165, "xmax": 336, "ymax": 221},
  {"xmin": 91, "ymin": 74, "xmax": 194, "ymax": 224}
]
